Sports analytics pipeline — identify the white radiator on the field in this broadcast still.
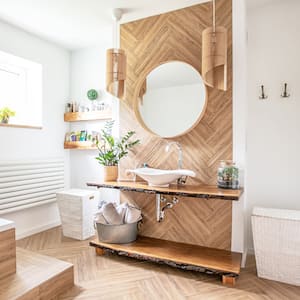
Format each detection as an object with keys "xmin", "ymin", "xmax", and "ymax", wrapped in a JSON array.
[{"xmin": 0, "ymin": 159, "xmax": 65, "ymax": 214}]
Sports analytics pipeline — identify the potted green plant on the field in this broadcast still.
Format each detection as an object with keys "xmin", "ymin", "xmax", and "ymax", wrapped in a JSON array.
[
  {"xmin": 95, "ymin": 121, "xmax": 140, "ymax": 181},
  {"xmin": 0, "ymin": 107, "xmax": 15, "ymax": 124}
]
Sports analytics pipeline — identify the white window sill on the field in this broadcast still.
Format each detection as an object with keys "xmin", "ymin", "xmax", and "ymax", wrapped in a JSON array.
[{"xmin": 0, "ymin": 123, "xmax": 42, "ymax": 130}]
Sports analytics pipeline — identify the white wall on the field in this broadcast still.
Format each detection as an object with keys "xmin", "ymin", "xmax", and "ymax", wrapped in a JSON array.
[
  {"xmin": 232, "ymin": 0, "xmax": 247, "ymax": 259},
  {"xmin": 246, "ymin": 0, "xmax": 300, "ymax": 250},
  {"xmin": 0, "ymin": 20, "xmax": 70, "ymax": 239},
  {"xmin": 70, "ymin": 45, "xmax": 120, "ymax": 203}
]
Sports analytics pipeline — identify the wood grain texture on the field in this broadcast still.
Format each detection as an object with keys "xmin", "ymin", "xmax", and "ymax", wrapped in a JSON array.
[
  {"xmin": 16, "ymin": 227, "xmax": 300, "ymax": 300},
  {"xmin": 0, "ymin": 228, "xmax": 16, "ymax": 280},
  {"xmin": 202, "ymin": 26, "xmax": 228, "ymax": 91},
  {"xmin": 0, "ymin": 247, "xmax": 73, "ymax": 300},
  {"xmin": 222, "ymin": 274, "xmax": 236, "ymax": 286},
  {"xmin": 64, "ymin": 110, "xmax": 112, "ymax": 122},
  {"xmin": 87, "ymin": 181, "xmax": 243, "ymax": 200},
  {"xmin": 119, "ymin": 0, "xmax": 233, "ymax": 250},
  {"xmin": 103, "ymin": 166, "xmax": 118, "ymax": 181},
  {"xmin": 64, "ymin": 141, "xmax": 97, "ymax": 150},
  {"xmin": 106, "ymin": 49, "xmax": 126, "ymax": 98},
  {"xmin": 90, "ymin": 236, "xmax": 241, "ymax": 275}
]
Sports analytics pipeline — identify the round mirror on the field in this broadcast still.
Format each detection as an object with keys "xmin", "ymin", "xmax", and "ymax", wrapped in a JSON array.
[{"xmin": 135, "ymin": 61, "xmax": 207, "ymax": 138}]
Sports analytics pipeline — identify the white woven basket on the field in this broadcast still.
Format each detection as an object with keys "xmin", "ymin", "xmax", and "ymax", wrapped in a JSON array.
[
  {"xmin": 57, "ymin": 189, "xmax": 99, "ymax": 240},
  {"xmin": 252, "ymin": 207, "xmax": 300, "ymax": 286}
]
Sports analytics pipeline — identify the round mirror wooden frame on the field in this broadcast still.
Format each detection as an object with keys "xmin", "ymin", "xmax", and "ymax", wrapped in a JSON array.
[{"xmin": 133, "ymin": 61, "xmax": 208, "ymax": 139}]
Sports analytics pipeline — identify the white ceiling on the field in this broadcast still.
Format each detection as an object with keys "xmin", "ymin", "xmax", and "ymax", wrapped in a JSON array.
[{"xmin": 0, "ymin": 0, "xmax": 209, "ymax": 50}]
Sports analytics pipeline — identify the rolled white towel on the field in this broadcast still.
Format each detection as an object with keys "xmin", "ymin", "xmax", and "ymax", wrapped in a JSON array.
[
  {"xmin": 94, "ymin": 212, "xmax": 108, "ymax": 224},
  {"xmin": 102, "ymin": 203, "xmax": 123, "ymax": 225},
  {"xmin": 116, "ymin": 203, "xmax": 128, "ymax": 224},
  {"xmin": 125, "ymin": 205, "xmax": 142, "ymax": 224}
]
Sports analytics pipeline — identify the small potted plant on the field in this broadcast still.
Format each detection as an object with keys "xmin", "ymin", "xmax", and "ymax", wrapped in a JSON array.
[
  {"xmin": 95, "ymin": 121, "xmax": 140, "ymax": 181},
  {"xmin": 0, "ymin": 107, "xmax": 15, "ymax": 124},
  {"xmin": 217, "ymin": 160, "xmax": 239, "ymax": 189}
]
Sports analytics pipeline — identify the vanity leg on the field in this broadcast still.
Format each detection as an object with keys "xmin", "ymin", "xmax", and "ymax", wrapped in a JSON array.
[
  {"xmin": 222, "ymin": 275, "xmax": 236, "ymax": 286},
  {"xmin": 95, "ymin": 247, "xmax": 105, "ymax": 256}
]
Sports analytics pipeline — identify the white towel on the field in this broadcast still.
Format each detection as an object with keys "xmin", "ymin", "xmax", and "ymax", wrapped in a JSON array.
[
  {"xmin": 94, "ymin": 212, "xmax": 108, "ymax": 224},
  {"xmin": 116, "ymin": 203, "xmax": 128, "ymax": 223},
  {"xmin": 125, "ymin": 205, "xmax": 142, "ymax": 224},
  {"xmin": 102, "ymin": 203, "xmax": 123, "ymax": 225},
  {"xmin": 95, "ymin": 201, "xmax": 142, "ymax": 225}
]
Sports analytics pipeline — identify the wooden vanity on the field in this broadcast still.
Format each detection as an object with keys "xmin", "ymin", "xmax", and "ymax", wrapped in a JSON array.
[{"xmin": 87, "ymin": 181, "xmax": 243, "ymax": 285}]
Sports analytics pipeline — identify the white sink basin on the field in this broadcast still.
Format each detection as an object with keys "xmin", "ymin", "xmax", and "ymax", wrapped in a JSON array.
[{"xmin": 126, "ymin": 167, "xmax": 196, "ymax": 187}]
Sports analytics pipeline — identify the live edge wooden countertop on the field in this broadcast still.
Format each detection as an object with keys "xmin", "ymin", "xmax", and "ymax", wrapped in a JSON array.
[{"xmin": 87, "ymin": 181, "xmax": 243, "ymax": 201}]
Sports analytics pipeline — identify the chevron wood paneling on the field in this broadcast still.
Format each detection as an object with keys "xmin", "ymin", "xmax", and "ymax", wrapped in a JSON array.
[
  {"xmin": 16, "ymin": 227, "xmax": 300, "ymax": 300},
  {"xmin": 119, "ymin": 1, "xmax": 233, "ymax": 250}
]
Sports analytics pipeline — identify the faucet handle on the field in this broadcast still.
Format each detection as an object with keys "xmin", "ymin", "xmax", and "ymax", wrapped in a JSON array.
[{"xmin": 135, "ymin": 162, "xmax": 149, "ymax": 168}]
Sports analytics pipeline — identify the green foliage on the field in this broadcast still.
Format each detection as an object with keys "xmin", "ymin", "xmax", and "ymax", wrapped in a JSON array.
[
  {"xmin": 95, "ymin": 121, "xmax": 140, "ymax": 166},
  {"xmin": 0, "ymin": 107, "xmax": 15, "ymax": 121},
  {"xmin": 218, "ymin": 167, "xmax": 239, "ymax": 181}
]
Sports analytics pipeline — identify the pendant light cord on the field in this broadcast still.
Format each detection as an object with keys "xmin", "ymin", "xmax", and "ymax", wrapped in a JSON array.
[
  {"xmin": 112, "ymin": 9, "xmax": 122, "ymax": 49},
  {"xmin": 113, "ymin": 19, "xmax": 117, "ymax": 48}
]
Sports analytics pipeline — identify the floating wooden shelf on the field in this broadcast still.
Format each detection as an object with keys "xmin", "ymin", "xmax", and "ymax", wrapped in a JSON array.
[
  {"xmin": 64, "ymin": 109, "xmax": 112, "ymax": 122},
  {"xmin": 87, "ymin": 181, "xmax": 243, "ymax": 201},
  {"xmin": 64, "ymin": 141, "xmax": 97, "ymax": 150},
  {"xmin": 90, "ymin": 236, "xmax": 241, "ymax": 285}
]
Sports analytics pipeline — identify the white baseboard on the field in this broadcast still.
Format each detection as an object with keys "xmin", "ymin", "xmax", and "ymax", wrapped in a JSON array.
[{"xmin": 16, "ymin": 220, "xmax": 61, "ymax": 240}]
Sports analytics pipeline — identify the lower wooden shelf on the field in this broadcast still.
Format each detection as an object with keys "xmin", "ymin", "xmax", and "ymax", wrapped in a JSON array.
[{"xmin": 90, "ymin": 236, "xmax": 241, "ymax": 285}]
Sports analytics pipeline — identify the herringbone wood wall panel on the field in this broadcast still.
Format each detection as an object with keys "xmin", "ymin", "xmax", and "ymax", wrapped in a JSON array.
[{"xmin": 119, "ymin": 0, "xmax": 233, "ymax": 250}]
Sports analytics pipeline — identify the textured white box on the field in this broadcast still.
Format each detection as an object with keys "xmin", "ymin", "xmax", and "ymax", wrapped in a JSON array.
[
  {"xmin": 252, "ymin": 207, "xmax": 300, "ymax": 286},
  {"xmin": 56, "ymin": 189, "xmax": 99, "ymax": 240}
]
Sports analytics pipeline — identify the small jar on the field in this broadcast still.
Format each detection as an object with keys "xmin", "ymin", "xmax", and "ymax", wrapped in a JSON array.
[
  {"xmin": 65, "ymin": 103, "xmax": 72, "ymax": 113},
  {"xmin": 217, "ymin": 160, "xmax": 239, "ymax": 189}
]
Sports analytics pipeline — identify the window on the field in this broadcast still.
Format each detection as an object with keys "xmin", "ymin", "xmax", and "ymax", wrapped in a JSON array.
[{"xmin": 0, "ymin": 50, "xmax": 42, "ymax": 127}]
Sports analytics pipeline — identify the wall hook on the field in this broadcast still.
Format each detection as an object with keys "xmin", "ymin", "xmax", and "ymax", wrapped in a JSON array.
[
  {"xmin": 259, "ymin": 85, "xmax": 268, "ymax": 100},
  {"xmin": 281, "ymin": 83, "xmax": 290, "ymax": 98}
]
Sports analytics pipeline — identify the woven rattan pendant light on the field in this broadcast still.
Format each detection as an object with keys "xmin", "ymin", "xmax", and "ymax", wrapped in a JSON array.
[
  {"xmin": 202, "ymin": 0, "xmax": 227, "ymax": 91},
  {"xmin": 106, "ymin": 9, "xmax": 126, "ymax": 99}
]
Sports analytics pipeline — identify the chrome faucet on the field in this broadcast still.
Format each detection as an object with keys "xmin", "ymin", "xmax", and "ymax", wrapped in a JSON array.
[
  {"xmin": 165, "ymin": 142, "xmax": 183, "ymax": 169},
  {"xmin": 165, "ymin": 142, "xmax": 187, "ymax": 184}
]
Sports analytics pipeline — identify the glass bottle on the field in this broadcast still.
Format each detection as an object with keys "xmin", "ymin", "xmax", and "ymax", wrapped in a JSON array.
[{"xmin": 217, "ymin": 160, "xmax": 239, "ymax": 189}]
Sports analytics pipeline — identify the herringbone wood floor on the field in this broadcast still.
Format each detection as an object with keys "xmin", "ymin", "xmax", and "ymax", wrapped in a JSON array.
[{"xmin": 17, "ymin": 227, "xmax": 300, "ymax": 300}]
